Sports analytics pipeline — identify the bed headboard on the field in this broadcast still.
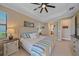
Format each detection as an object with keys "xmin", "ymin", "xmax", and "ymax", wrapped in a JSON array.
[{"xmin": 20, "ymin": 27, "xmax": 37, "ymax": 37}]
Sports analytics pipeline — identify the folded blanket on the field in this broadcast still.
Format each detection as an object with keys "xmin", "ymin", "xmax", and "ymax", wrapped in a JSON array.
[
  {"xmin": 32, "ymin": 44, "xmax": 44, "ymax": 53},
  {"xmin": 31, "ymin": 36, "xmax": 52, "ymax": 56},
  {"xmin": 31, "ymin": 50, "xmax": 45, "ymax": 56},
  {"xmin": 31, "ymin": 43, "xmax": 46, "ymax": 56}
]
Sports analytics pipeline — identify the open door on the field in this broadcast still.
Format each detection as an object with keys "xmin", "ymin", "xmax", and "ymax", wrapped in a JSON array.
[{"xmin": 61, "ymin": 19, "xmax": 71, "ymax": 40}]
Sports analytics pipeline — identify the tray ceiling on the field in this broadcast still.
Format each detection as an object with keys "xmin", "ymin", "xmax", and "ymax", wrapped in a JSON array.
[{"xmin": 1, "ymin": 3, "xmax": 79, "ymax": 22}]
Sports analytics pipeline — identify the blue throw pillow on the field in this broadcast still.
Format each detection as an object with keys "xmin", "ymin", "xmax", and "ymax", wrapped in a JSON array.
[{"xmin": 25, "ymin": 33, "xmax": 30, "ymax": 38}]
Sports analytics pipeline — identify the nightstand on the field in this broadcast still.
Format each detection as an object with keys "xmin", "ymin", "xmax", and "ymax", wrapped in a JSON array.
[
  {"xmin": 0, "ymin": 42, "xmax": 3, "ymax": 56},
  {"xmin": 3, "ymin": 38, "xmax": 19, "ymax": 56}
]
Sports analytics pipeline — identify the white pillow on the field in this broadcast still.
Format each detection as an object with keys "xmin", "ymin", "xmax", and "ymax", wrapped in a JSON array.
[
  {"xmin": 21, "ymin": 33, "xmax": 27, "ymax": 38},
  {"xmin": 29, "ymin": 33, "xmax": 38, "ymax": 39}
]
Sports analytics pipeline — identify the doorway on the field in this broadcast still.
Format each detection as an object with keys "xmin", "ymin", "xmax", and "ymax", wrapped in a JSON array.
[{"xmin": 61, "ymin": 19, "xmax": 71, "ymax": 40}]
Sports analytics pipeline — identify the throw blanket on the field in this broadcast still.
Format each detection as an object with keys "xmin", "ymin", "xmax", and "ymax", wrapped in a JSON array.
[{"xmin": 31, "ymin": 36, "xmax": 52, "ymax": 56}]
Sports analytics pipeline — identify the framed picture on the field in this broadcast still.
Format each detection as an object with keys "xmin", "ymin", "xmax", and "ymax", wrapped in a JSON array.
[
  {"xmin": 24, "ymin": 21, "xmax": 34, "ymax": 27},
  {"xmin": 62, "ymin": 26, "xmax": 68, "ymax": 28}
]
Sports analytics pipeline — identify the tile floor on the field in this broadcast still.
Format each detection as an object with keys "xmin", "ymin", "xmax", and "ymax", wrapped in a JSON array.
[
  {"xmin": 10, "ymin": 48, "xmax": 30, "ymax": 56},
  {"xmin": 53, "ymin": 40, "xmax": 73, "ymax": 56}
]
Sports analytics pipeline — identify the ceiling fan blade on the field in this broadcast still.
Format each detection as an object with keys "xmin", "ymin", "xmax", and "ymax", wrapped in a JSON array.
[
  {"xmin": 32, "ymin": 3, "xmax": 40, "ymax": 5},
  {"xmin": 45, "ymin": 7, "xmax": 48, "ymax": 13},
  {"xmin": 40, "ymin": 8, "xmax": 43, "ymax": 13},
  {"xmin": 44, "ymin": 3, "xmax": 49, "ymax": 5},
  {"xmin": 33, "ymin": 6, "xmax": 41, "ymax": 11},
  {"xmin": 47, "ymin": 5, "xmax": 55, "ymax": 8}
]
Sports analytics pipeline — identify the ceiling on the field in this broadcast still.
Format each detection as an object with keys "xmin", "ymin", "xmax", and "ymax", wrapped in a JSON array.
[{"xmin": 0, "ymin": 3, "xmax": 79, "ymax": 23}]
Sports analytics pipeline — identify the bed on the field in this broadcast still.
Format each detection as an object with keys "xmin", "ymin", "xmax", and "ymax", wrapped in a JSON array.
[{"xmin": 20, "ymin": 32, "xmax": 53, "ymax": 56}]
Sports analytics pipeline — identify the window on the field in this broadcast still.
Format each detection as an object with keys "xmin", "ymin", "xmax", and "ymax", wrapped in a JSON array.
[{"xmin": 0, "ymin": 11, "xmax": 7, "ymax": 39}]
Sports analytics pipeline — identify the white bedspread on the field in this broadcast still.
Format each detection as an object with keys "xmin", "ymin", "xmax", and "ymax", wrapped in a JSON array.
[{"xmin": 20, "ymin": 36, "xmax": 46, "ymax": 54}]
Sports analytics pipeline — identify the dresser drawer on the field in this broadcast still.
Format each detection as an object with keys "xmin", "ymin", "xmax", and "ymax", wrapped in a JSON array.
[{"xmin": 72, "ymin": 38, "xmax": 79, "ymax": 56}]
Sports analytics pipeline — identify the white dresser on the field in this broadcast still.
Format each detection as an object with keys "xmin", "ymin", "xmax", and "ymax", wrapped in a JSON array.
[
  {"xmin": 71, "ymin": 36, "xmax": 79, "ymax": 56},
  {"xmin": 3, "ymin": 39, "xmax": 18, "ymax": 56}
]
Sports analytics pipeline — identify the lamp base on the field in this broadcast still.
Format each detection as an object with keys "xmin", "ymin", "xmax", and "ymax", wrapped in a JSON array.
[
  {"xmin": 9, "ymin": 35, "xmax": 13, "ymax": 40},
  {"xmin": 39, "ymin": 32, "xmax": 42, "ymax": 35}
]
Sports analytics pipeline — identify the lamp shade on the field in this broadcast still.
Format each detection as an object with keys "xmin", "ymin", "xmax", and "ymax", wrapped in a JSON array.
[{"xmin": 8, "ymin": 28, "xmax": 15, "ymax": 34}]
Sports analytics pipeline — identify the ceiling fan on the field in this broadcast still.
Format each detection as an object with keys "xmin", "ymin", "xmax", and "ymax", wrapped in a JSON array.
[{"xmin": 32, "ymin": 3, "xmax": 56, "ymax": 13}]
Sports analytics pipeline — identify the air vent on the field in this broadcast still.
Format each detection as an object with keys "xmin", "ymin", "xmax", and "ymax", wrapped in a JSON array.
[{"xmin": 69, "ymin": 7, "xmax": 75, "ymax": 11}]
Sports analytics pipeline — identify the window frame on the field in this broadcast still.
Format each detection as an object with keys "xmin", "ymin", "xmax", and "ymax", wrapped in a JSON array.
[{"xmin": 0, "ymin": 12, "xmax": 7, "ymax": 39}]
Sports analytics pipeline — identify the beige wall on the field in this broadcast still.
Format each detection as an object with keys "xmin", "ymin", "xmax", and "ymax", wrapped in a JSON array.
[{"xmin": 0, "ymin": 5, "xmax": 48, "ymax": 38}]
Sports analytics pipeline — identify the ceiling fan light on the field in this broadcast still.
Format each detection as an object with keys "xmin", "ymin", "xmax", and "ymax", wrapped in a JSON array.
[{"xmin": 42, "ymin": 4, "xmax": 46, "ymax": 8}]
